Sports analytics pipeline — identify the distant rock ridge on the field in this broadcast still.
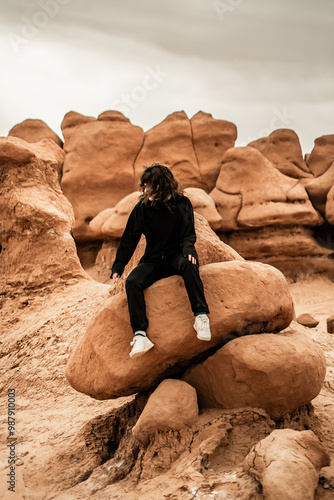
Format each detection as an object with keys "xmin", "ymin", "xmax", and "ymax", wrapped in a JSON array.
[{"xmin": 6, "ymin": 112, "xmax": 334, "ymax": 280}]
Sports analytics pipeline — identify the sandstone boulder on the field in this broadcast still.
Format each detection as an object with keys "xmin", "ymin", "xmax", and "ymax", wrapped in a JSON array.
[
  {"xmin": 326, "ymin": 183, "xmax": 334, "ymax": 224},
  {"xmin": 190, "ymin": 111, "xmax": 237, "ymax": 191},
  {"xmin": 244, "ymin": 429, "xmax": 330, "ymax": 500},
  {"xmin": 8, "ymin": 118, "xmax": 63, "ymax": 147},
  {"xmin": 61, "ymin": 111, "xmax": 96, "ymax": 135},
  {"xmin": 89, "ymin": 192, "xmax": 141, "ymax": 239},
  {"xmin": 0, "ymin": 135, "xmax": 65, "ymax": 175},
  {"xmin": 65, "ymin": 261, "xmax": 294, "ymax": 399},
  {"xmin": 221, "ymin": 226, "xmax": 329, "ymax": 260},
  {"xmin": 248, "ymin": 129, "xmax": 312, "ymax": 178},
  {"xmin": 297, "ymin": 313, "xmax": 319, "ymax": 328},
  {"xmin": 327, "ymin": 315, "xmax": 334, "ymax": 334},
  {"xmin": 134, "ymin": 111, "xmax": 202, "ymax": 189},
  {"xmin": 183, "ymin": 331, "xmax": 326, "ymax": 419},
  {"xmin": 0, "ymin": 137, "xmax": 87, "ymax": 294},
  {"xmin": 60, "ymin": 111, "xmax": 144, "ymax": 240},
  {"xmin": 306, "ymin": 134, "xmax": 334, "ymax": 177},
  {"xmin": 132, "ymin": 379, "xmax": 198, "ymax": 444},
  {"xmin": 214, "ymin": 147, "xmax": 321, "ymax": 228},
  {"xmin": 220, "ymin": 226, "xmax": 334, "ymax": 280},
  {"xmin": 305, "ymin": 161, "xmax": 334, "ymax": 214},
  {"xmin": 184, "ymin": 187, "xmax": 222, "ymax": 231},
  {"xmin": 209, "ymin": 188, "xmax": 242, "ymax": 231}
]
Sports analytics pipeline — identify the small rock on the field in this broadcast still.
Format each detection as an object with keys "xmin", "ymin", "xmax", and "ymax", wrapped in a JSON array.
[
  {"xmin": 297, "ymin": 313, "xmax": 319, "ymax": 328},
  {"xmin": 132, "ymin": 379, "xmax": 198, "ymax": 445},
  {"xmin": 327, "ymin": 314, "xmax": 334, "ymax": 334}
]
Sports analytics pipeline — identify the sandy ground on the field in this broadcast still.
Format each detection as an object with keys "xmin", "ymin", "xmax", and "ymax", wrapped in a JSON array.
[{"xmin": 0, "ymin": 275, "xmax": 334, "ymax": 499}]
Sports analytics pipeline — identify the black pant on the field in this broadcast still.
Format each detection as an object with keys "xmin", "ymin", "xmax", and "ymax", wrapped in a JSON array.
[{"xmin": 125, "ymin": 253, "xmax": 210, "ymax": 333}]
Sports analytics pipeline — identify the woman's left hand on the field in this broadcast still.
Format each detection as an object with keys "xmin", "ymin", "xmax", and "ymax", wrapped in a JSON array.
[{"xmin": 185, "ymin": 254, "xmax": 197, "ymax": 265}]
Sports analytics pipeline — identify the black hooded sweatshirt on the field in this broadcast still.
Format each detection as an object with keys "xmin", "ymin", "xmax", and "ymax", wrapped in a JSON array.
[{"xmin": 111, "ymin": 194, "xmax": 199, "ymax": 277}]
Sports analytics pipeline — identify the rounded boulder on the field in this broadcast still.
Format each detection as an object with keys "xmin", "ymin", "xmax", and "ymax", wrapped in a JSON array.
[
  {"xmin": 184, "ymin": 332, "xmax": 326, "ymax": 419},
  {"xmin": 132, "ymin": 379, "xmax": 198, "ymax": 444}
]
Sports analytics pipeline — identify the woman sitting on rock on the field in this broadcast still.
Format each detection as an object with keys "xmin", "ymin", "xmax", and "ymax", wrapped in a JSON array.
[{"xmin": 111, "ymin": 163, "xmax": 211, "ymax": 358}]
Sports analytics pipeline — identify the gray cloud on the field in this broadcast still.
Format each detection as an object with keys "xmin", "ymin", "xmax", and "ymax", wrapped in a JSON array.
[{"xmin": 0, "ymin": 0, "xmax": 333, "ymax": 154}]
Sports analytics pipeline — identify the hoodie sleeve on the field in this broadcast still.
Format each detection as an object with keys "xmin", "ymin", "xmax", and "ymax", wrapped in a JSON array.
[
  {"xmin": 111, "ymin": 203, "xmax": 143, "ymax": 277},
  {"xmin": 179, "ymin": 197, "xmax": 199, "ymax": 262}
]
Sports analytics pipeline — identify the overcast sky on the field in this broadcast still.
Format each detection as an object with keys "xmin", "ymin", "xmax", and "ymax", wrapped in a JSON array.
[{"xmin": 1, "ymin": 0, "xmax": 333, "ymax": 154}]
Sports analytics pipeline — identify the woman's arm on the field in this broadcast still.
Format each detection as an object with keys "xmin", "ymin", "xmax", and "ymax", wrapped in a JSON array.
[
  {"xmin": 179, "ymin": 197, "xmax": 199, "ymax": 263},
  {"xmin": 111, "ymin": 204, "xmax": 143, "ymax": 277}
]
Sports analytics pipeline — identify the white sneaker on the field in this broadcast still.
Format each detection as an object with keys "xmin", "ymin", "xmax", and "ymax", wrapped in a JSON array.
[
  {"xmin": 194, "ymin": 314, "xmax": 211, "ymax": 341},
  {"xmin": 130, "ymin": 333, "xmax": 154, "ymax": 358}
]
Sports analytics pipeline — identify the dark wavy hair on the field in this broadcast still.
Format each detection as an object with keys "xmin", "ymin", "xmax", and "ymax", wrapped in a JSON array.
[{"xmin": 138, "ymin": 163, "xmax": 184, "ymax": 210}]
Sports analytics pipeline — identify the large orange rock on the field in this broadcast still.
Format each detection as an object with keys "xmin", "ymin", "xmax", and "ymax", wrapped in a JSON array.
[
  {"xmin": 184, "ymin": 188, "xmax": 222, "ymax": 231},
  {"xmin": 326, "ymin": 183, "xmax": 334, "ymax": 224},
  {"xmin": 134, "ymin": 111, "xmax": 202, "ymax": 189},
  {"xmin": 209, "ymin": 188, "xmax": 242, "ymax": 231},
  {"xmin": 132, "ymin": 379, "xmax": 198, "ymax": 444},
  {"xmin": 60, "ymin": 111, "xmax": 144, "ymax": 241},
  {"xmin": 183, "ymin": 331, "xmax": 326, "ymax": 419},
  {"xmin": 0, "ymin": 135, "xmax": 65, "ymax": 175},
  {"xmin": 190, "ymin": 111, "xmax": 237, "ymax": 191},
  {"xmin": 248, "ymin": 129, "xmax": 311, "ymax": 179},
  {"xmin": 214, "ymin": 147, "xmax": 321, "ymax": 228},
  {"xmin": 219, "ymin": 226, "xmax": 334, "ymax": 280},
  {"xmin": 0, "ymin": 137, "xmax": 87, "ymax": 294},
  {"xmin": 244, "ymin": 429, "xmax": 330, "ymax": 500},
  {"xmin": 89, "ymin": 192, "xmax": 141, "ymax": 239},
  {"xmin": 306, "ymin": 134, "xmax": 334, "ymax": 177},
  {"xmin": 305, "ymin": 161, "xmax": 334, "ymax": 214},
  {"xmin": 8, "ymin": 118, "xmax": 63, "ymax": 147},
  {"xmin": 65, "ymin": 261, "xmax": 294, "ymax": 399}
]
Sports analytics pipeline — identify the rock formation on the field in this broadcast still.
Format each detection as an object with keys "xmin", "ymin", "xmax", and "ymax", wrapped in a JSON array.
[
  {"xmin": 213, "ymin": 146, "xmax": 320, "ymax": 228},
  {"xmin": 8, "ymin": 118, "xmax": 63, "ymax": 147},
  {"xmin": 305, "ymin": 161, "xmax": 334, "ymax": 215},
  {"xmin": 244, "ymin": 429, "xmax": 330, "ymax": 500},
  {"xmin": 0, "ymin": 136, "xmax": 87, "ymax": 295},
  {"xmin": 297, "ymin": 313, "xmax": 319, "ymax": 328},
  {"xmin": 209, "ymin": 146, "xmax": 334, "ymax": 279},
  {"xmin": 132, "ymin": 379, "xmax": 198, "ymax": 444},
  {"xmin": 183, "ymin": 331, "xmax": 326, "ymax": 419},
  {"xmin": 220, "ymin": 226, "xmax": 334, "ymax": 280},
  {"xmin": 89, "ymin": 191, "xmax": 141, "ymax": 239},
  {"xmin": 306, "ymin": 134, "xmax": 334, "ymax": 177},
  {"xmin": 184, "ymin": 187, "xmax": 222, "ymax": 231},
  {"xmin": 248, "ymin": 129, "xmax": 312, "ymax": 179},
  {"xmin": 60, "ymin": 111, "xmax": 144, "ymax": 240},
  {"xmin": 190, "ymin": 111, "xmax": 237, "ymax": 191},
  {"xmin": 327, "ymin": 315, "xmax": 334, "ymax": 334},
  {"xmin": 326, "ymin": 182, "xmax": 334, "ymax": 224},
  {"xmin": 133, "ymin": 111, "xmax": 202, "ymax": 189}
]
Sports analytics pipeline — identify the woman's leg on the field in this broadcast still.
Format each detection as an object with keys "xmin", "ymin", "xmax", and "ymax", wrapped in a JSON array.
[
  {"xmin": 125, "ymin": 262, "xmax": 168, "ymax": 333},
  {"xmin": 170, "ymin": 253, "xmax": 210, "ymax": 316}
]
